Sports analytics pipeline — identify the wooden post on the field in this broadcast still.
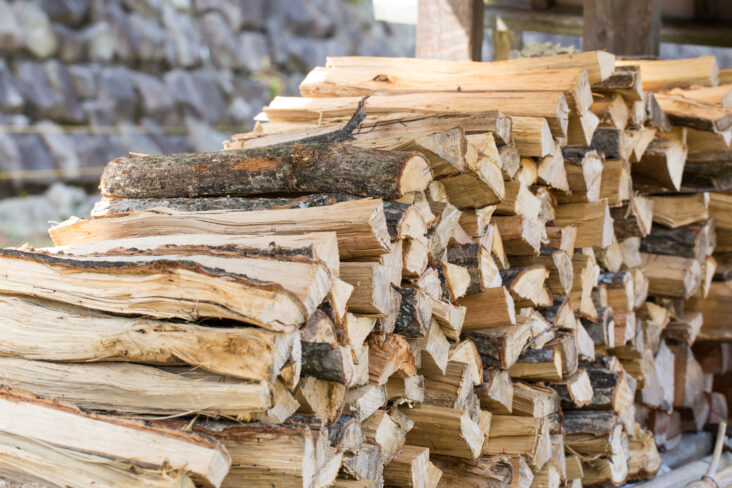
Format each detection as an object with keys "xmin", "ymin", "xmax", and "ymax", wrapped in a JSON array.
[
  {"xmin": 582, "ymin": 0, "xmax": 662, "ymax": 56},
  {"xmin": 416, "ymin": 0, "xmax": 484, "ymax": 61}
]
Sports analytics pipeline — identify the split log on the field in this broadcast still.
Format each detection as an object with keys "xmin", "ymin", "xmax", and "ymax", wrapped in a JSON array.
[
  {"xmin": 600, "ymin": 158, "xmax": 632, "ymax": 207},
  {"xmin": 465, "ymin": 322, "xmax": 531, "ymax": 370},
  {"xmin": 510, "ymin": 251, "xmax": 573, "ymax": 297},
  {"xmin": 551, "ymin": 369, "xmax": 594, "ymax": 408},
  {"xmin": 500, "ymin": 265, "xmax": 551, "ymax": 308},
  {"xmin": 361, "ymin": 409, "xmax": 413, "ymax": 464},
  {"xmin": 431, "ymin": 454, "xmax": 514, "ymax": 488},
  {"xmin": 654, "ymin": 93, "xmax": 732, "ymax": 134},
  {"xmin": 641, "ymin": 252, "xmax": 702, "ymax": 299},
  {"xmin": 539, "ymin": 297, "xmax": 576, "ymax": 330},
  {"xmin": 510, "ymin": 348, "xmax": 563, "ymax": 382},
  {"xmin": 52, "ymin": 199, "xmax": 391, "ymax": 260},
  {"xmin": 100, "ymin": 145, "xmax": 432, "ymax": 200},
  {"xmin": 393, "ymin": 288, "xmax": 433, "ymax": 337},
  {"xmin": 0, "ymin": 249, "xmax": 331, "ymax": 332},
  {"xmin": 559, "ymin": 147, "xmax": 603, "ymax": 203},
  {"xmin": 616, "ymin": 56, "xmax": 719, "ymax": 91},
  {"xmin": 483, "ymin": 416, "xmax": 552, "ymax": 469},
  {"xmin": 632, "ymin": 136, "xmax": 688, "ymax": 192},
  {"xmin": 511, "ymin": 382, "xmax": 560, "ymax": 417},
  {"xmin": 368, "ymin": 335, "xmax": 417, "ymax": 385},
  {"xmin": 554, "ymin": 200, "xmax": 614, "ymax": 248},
  {"xmin": 611, "ymin": 195, "xmax": 654, "ymax": 239},
  {"xmin": 669, "ymin": 344, "xmax": 706, "ymax": 409},
  {"xmin": 650, "ymin": 192, "xmax": 709, "ymax": 229},
  {"xmin": 591, "ymin": 65, "xmax": 643, "ymax": 101},
  {"xmin": 295, "ymin": 377, "xmax": 347, "ymax": 424},
  {"xmin": 446, "ymin": 242, "xmax": 500, "ymax": 295},
  {"xmin": 566, "ymin": 110, "xmax": 600, "ymax": 146},
  {"xmin": 403, "ymin": 405, "xmax": 484, "ymax": 460},
  {"xmin": 511, "ymin": 116, "xmax": 554, "ymax": 157},
  {"xmin": 544, "ymin": 226, "xmax": 577, "ymax": 257},
  {"xmin": 478, "ymin": 369, "xmax": 514, "ymax": 414},
  {"xmin": 459, "ymin": 287, "xmax": 516, "ymax": 330},
  {"xmin": 0, "ymin": 388, "xmax": 230, "ymax": 487},
  {"xmin": 592, "ymin": 93, "xmax": 630, "ymax": 129},
  {"xmin": 383, "ymin": 445, "xmax": 441, "ymax": 488},
  {"xmin": 640, "ymin": 220, "xmax": 713, "ymax": 261},
  {"xmin": 492, "ymin": 215, "xmax": 543, "ymax": 255}
]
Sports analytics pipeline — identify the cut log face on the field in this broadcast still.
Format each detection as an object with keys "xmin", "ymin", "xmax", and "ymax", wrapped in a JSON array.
[
  {"xmin": 0, "ymin": 249, "xmax": 332, "ymax": 332},
  {"xmin": 402, "ymin": 404, "xmax": 484, "ymax": 460},
  {"xmin": 100, "ymin": 144, "xmax": 432, "ymax": 200}
]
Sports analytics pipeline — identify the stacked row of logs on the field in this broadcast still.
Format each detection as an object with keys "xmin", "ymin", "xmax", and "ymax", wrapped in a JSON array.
[{"xmin": 0, "ymin": 51, "xmax": 727, "ymax": 488}]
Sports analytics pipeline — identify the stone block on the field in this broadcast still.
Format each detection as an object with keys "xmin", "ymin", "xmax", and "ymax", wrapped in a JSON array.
[
  {"xmin": 201, "ymin": 11, "xmax": 244, "ymax": 70},
  {"xmin": 165, "ymin": 68, "xmax": 227, "ymax": 126},
  {"xmin": 0, "ymin": 60, "xmax": 23, "ymax": 112},
  {"xmin": 0, "ymin": 0, "xmax": 23, "ymax": 50},
  {"xmin": 129, "ymin": 12, "xmax": 167, "ymax": 62},
  {"xmin": 133, "ymin": 71, "xmax": 179, "ymax": 124},
  {"xmin": 15, "ymin": 61, "xmax": 66, "ymax": 119},
  {"xmin": 97, "ymin": 66, "xmax": 139, "ymax": 122},
  {"xmin": 36, "ymin": 120, "xmax": 81, "ymax": 176},
  {"xmin": 41, "ymin": 0, "xmax": 90, "ymax": 26},
  {"xmin": 238, "ymin": 30, "xmax": 269, "ymax": 72},
  {"xmin": 14, "ymin": 0, "xmax": 58, "ymax": 58},
  {"xmin": 162, "ymin": 3, "xmax": 202, "ymax": 67},
  {"xmin": 45, "ymin": 60, "xmax": 86, "ymax": 123}
]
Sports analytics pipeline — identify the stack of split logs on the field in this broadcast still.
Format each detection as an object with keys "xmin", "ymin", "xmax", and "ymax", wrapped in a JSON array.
[{"xmin": 0, "ymin": 52, "xmax": 729, "ymax": 488}]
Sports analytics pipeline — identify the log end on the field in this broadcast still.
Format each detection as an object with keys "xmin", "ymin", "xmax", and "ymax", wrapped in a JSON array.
[{"xmin": 399, "ymin": 154, "xmax": 433, "ymax": 196}]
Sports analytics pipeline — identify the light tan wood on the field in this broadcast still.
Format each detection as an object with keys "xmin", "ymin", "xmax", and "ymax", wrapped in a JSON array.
[
  {"xmin": 478, "ymin": 369, "xmax": 513, "ymax": 414},
  {"xmin": 459, "ymin": 287, "xmax": 516, "ymax": 330},
  {"xmin": 687, "ymin": 282, "xmax": 732, "ymax": 341},
  {"xmin": 650, "ymin": 192, "xmax": 709, "ymax": 228},
  {"xmin": 554, "ymin": 199, "xmax": 614, "ymax": 248},
  {"xmin": 511, "ymin": 117, "xmax": 554, "ymax": 157},
  {"xmin": 340, "ymin": 262, "xmax": 391, "ymax": 316},
  {"xmin": 633, "ymin": 136, "xmax": 688, "ymax": 192},
  {"xmin": 537, "ymin": 140, "xmax": 570, "ymax": 192},
  {"xmin": 592, "ymin": 93, "xmax": 629, "ymax": 129},
  {"xmin": 600, "ymin": 159, "xmax": 632, "ymax": 207},
  {"xmin": 641, "ymin": 252, "xmax": 702, "ymax": 299},
  {"xmin": 666, "ymin": 84, "xmax": 732, "ymax": 107},
  {"xmin": 496, "ymin": 180, "xmax": 541, "ymax": 219},
  {"xmin": 403, "ymin": 405, "xmax": 484, "ymax": 460},
  {"xmin": 710, "ymin": 192, "xmax": 732, "ymax": 230},
  {"xmin": 559, "ymin": 148, "xmax": 603, "ymax": 203},
  {"xmin": 566, "ymin": 110, "xmax": 600, "ymax": 146},
  {"xmin": 492, "ymin": 215, "xmax": 543, "ymax": 255},
  {"xmin": 616, "ymin": 56, "xmax": 719, "ymax": 91}
]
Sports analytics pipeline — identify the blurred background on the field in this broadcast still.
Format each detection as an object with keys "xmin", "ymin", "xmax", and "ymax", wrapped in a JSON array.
[{"xmin": 0, "ymin": 0, "xmax": 730, "ymax": 246}]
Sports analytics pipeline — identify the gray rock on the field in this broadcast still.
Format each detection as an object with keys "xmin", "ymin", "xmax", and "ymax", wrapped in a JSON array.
[
  {"xmin": 53, "ymin": 22, "xmax": 85, "ymax": 62},
  {"xmin": 0, "ymin": 194, "xmax": 58, "ymax": 242},
  {"xmin": 81, "ymin": 99, "xmax": 114, "ymax": 126},
  {"xmin": 117, "ymin": 123, "xmax": 163, "ymax": 156},
  {"xmin": 133, "ymin": 71, "xmax": 178, "ymax": 124},
  {"xmin": 0, "ymin": 60, "xmax": 23, "ymax": 112},
  {"xmin": 201, "ymin": 11, "xmax": 244, "ymax": 69},
  {"xmin": 161, "ymin": 0, "xmax": 191, "ymax": 11},
  {"xmin": 12, "ymin": 133, "xmax": 57, "ymax": 182},
  {"xmin": 82, "ymin": 22, "xmax": 116, "ymax": 62},
  {"xmin": 41, "ymin": 0, "xmax": 90, "ymax": 25},
  {"xmin": 44, "ymin": 182, "xmax": 90, "ymax": 219},
  {"xmin": 67, "ymin": 64, "xmax": 98, "ymax": 99},
  {"xmin": 0, "ymin": 132, "xmax": 24, "ymax": 189},
  {"xmin": 36, "ymin": 120, "xmax": 81, "ymax": 177},
  {"xmin": 142, "ymin": 118, "xmax": 190, "ymax": 154},
  {"xmin": 122, "ymin": 0, "xmax": 162, "ymax": 17},
  {"xmin": 91, "ymin": 0, "xmax": 138, "ymax": 61},
  {"xmin": 266, "ymin": 0, "xmax": 334, "ymax": 38},
  {"xmin": 162, "ymin": 3, "xmax": 202, "ymax": 67},
  {"xmin": 270, "ymin": 32, "xmax": 346, "ymax": 72},
  {"xmin": 231, "ymin": 77, "xmax": 270, "ymax": 101},
  {"xmin": 238, "ymin": 31, "xmax": 269, "ymax": 72},
  {"xmin": 240, "ymin": 0, "xmax": 266, "ymax": 29},
  {"xmin": 44, "ymin": 60, "xmax": 86, "ymax": 123},
  {"xmin": 70, "ymin": 132, "xmax": 126, "ymax": 171},
  {"xmin": 15, "ymin": 61, "xmax": 66, "ymax": 119},
  {"xmin": 14, "ymin": 0, "xmax": 58, "ymax": 58},
  {"xmin": 0, "ymin": 0, "xmax": 23, "ymax": 50},
  {"xmin": 97, "ymin": 66, "xmax": 138, "ymax": 122},
  {"xmin": 164, "ymin": 68, "xmax": 227, "ymax": 126},
  {"xmin": 228, "ymin": 97, "xmax": 257, "ymax": 128},
  {"xmin": 194, "ymin": 0, "xmax": 241, "ymax": 30},
  {"xmin": 129, "ymin": 12, "xmax": 167, "ymax": 62}
]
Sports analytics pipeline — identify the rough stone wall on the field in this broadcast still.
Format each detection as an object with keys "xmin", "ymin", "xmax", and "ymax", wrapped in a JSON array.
[{"xmin": 0, "ymin": 0, "xmax": 414, "ymax": 192}]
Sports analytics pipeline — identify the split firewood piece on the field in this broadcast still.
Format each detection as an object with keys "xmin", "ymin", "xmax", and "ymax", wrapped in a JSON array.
[
  {"xmin": 591, "ymin": 128, "xmax": 634, "ymax": 160},
  {"xmin": 381, "ymin": 242, "xmax": 404, "ymax": 287},
  {"xmin": 411, "ymin": 318, "xmax": 451, "ymax": 374},
  {"xmin": 620, "ymin": 237, "xmax": 642, "ymax": 269},
  {"xmin": 403, "ymin": 236, "xmax": 430, "ymax": 278},
  {"xmin": 466, "ymin": 323, "xmax": 531, "ymax": 370},
  {"xmin": 563, "ymin": 410, "xmax": 625, "ymax": 457},
  {"xmin": 431, "ymin": 455, "xmax": 514, "ymax": 488},
  {"xmin": 510, "ymin": 250, "xmax": 573, "ymax": 297},
  {"xmin": 483, "ymin": 416, "xmax": 552, "ymax": 470},
  {"xmin": 511, "ymin": 116, "xmax": 554, "ymax": 157},
  {"xmin": 565, "ymin": 454, "xmax": 584, "ymax": 486},
  {"xmin": 550, "ymin": 369, "xmax": 593, "ymax": 408},
  {"xmin": 340, "ymin": 262, "xmax": 391, "ymax": 316},
  {"xmin": 403, "ymin": 405, "xmax": 484, "ymax": 460},
  {"xmin": 539, "ymin": 297, "xmax": 576, "ymax": 330},
  {"xmin": 383, "ymin": 201, "xmax": 429, "ymax": 240},
  {"xmin": 591, "ymin": 65, "xmax": 643, "ymax": 101},
  {"xmin": 692, "ymin": 341, "xmax": 732, "ymax": 374},
  {"xmin": 326, "ymin": 279, "xmax": 354, "ymax": 328},
  {"xmin": 668, "ymin": 344, "xmax": 706, "ymax": 409},
  {"xmin": 626, "ymin": 424, "xmax": 662, "ymax": 481},
  {"xmin": 555, "ymin": 199, "xmax": 614, "ymax": 248},
  {"xmin": 492, "ymin": 215, "xmax": 543, "ymax": 255},
  {"xmin": 583, "ymin": 366, "xmax": 636, "ymax": 419},
  {"xmin": 343, "ymin": 313, "xmax": 377, "ymax": 361},
  {"xmin": 686, "ymin": 282, "xmax": 732, "ymax": 341},
  {"xmin": 427, "ymin": 203, "xmax": 461, "ymax": 264},
  {"xmin": 531, "ymin": 465, "xmax": 560, "ymax": 488},
  {"xmin": 446, "ymin": 242, "xmax": 500, "ymax": 295},
  {"xmin": 344, "ymin": 385, "xmax": 386, "ymax": 422},
  {"xmin": 581, "ymin": 454, "xmax": 629, "ymax": 487},
  {"xmin": 663, "ymin": 311, "xmax": 704, "ymax": 345},
  {"xmin": 0, "ymin": 358, "xmax": 272, "ymax": 419},
  {"xmin": 630, "ymin": 126, "xmax": 658, "ymax": 162},
  {"xmin": 645, "ymin": 93, "xmax": 672, "ymax": 132},
  {"xmin": 544, "ymin": 225, "xmax": 577, "ymax": 257},
  {"xmin": 506, "ymin": 455, "xmax": 536, "ymax": 488},
  {"xmin": 632, "ymin": 136, "xmax": 688, "ymax": 192},
  {"xmin": 0, "ymin": 296, "xmax": 298, "ymax": 383},
  {"xmin": 616, "ymin": 56, "xmax": 718, "ymax": 90},
  {"xmin": 535, "ymin": 186, "xmax": 557, "ymax": 227},
  {"xmin": 611, "ymin": 194, "xmax": 654, "ymax": 239},
  {"xmin": 667, "ymin": 83, "xmax": 732, "ymax": 107},
  {"xmin": 0, "ymin": 388, "xmax": 230, "ymax": 487},
  {"xmin": 361, "ymin": 409, "xmax": 414, "ymax": 465},
  {"xmin": 523, "ymin": 309, "xmax": 556, "ymax": 350},
  {"xmin": 0, "ymin": 249, "xmax": 330, "ymax": 333},
  {"xmin": 458, "ymin": 206, "xmax": 495, "ymax": 240},
  {"xmin": 393, "ymin": 287, "xmax": 433, "ymax": 337},
  {"xmin": 511, "ymin": 382, "xmax": 559, "ymax": 417},
  {"xmin": 654, "ymin": 93, "xmax": 732, "ymax": 134},
  {"xmin": 650, "ymin": 190, "xmax": 710, "ymax": 228},
  {"xmin": 340, "ymin": 443, "xmax": 382, "ymax": 483},
  {"xmin": 612, "ymin": 345, "xmax": 654, "ymax": 389},
  {"xmin": 575, "ymin": 322, "xmax": 596, "ymax": 360},
  {"xmin": 437, "ymin": 262, "xmax": 472, "ymax": 303},
  {"xmin": 174, "ymin": 420, "xmax": 340, "ymax": 488},
  {"xmin": 294, "ymin": 377, "xmax": 347, "ymax": 424},
  {"xmin": 592, "ymin": 93, "xmax": 630, "ymax": 129},
  {"xmin": 599, "ymin": 271, "xmax": 634, "ymax": 313},
  {"xmin": 509, "ymin": 348, "xmax": 563, "ymax": 382},
  {"xmin": 420, "ymin": 360, "xmax": 474, "ymax": 411},
  {"xmin": 414, "ymin": 264, "xmax": 442, "ymax": 301},
  {"xmin": 710, "ymin": 192, "xmax": 732, "ymax": 230},
  {"xmin": 383, "ymin": 445, "xmax": 441, "ymax": 488},
  {"xmin": 385, "ymin": 375, "xmax": 425, "ymax": 404},
  {"xmin": 500, "ymin": 265, "xmax": 552, "ymax": 308},
  {"xmin": 547, "ymin": 331, "xmax": 579, "ymax": 377},
  {"xmin": 350, "ymin": 111, "xmax": 511, "ymax": 146},
  {"xmin": 496, "ymin": 180, "xmax": 541, "ymax": 219},
  {"xmin": 449, "ymin": 341, "xmax": 484, "ymax": 388},
  {"xmin": 600, "ymin": 158, "xmax": 632, "ymax": 206},
  {"xmin": 558, "ymin": 147, "xmax": 603, "ymax": 204},
  {"xmin": 641, "ymin": 252, "xmax": 702, "ymax": 299},
  {"xmin": 368, "ymin": 334, "xmax": 417, "ymax": 385},
  {"xmin": 328, "ymin": 415, "xmax": 363, "ymax": 452},
  {"xmin": 569, "ymin": 253, "xmax": 600, "ymax": 322},
  {"xmin": 48, "ymin": 231, "xmax": 341, "ymax": 279},
  {"xmin": 459, "ymin": 286, "xmax": 516, "ymax": 330},
  {"xmin": 499, "ymin": 143, "xmax": 522, "ymax": 178},
  {"xmin": 537, "ymin": 140, "xmax": 570, "ymax": 192},
  {"xmin": 566, "ymin": 110, "xmax": 600, "ymax": 146},
  {"xmin": 429, "ymin": 297, "xmax": 466, "ymax": 341},
  {"xmin": 100, "ymin": 144, "xmax": 431, "ymax": 200},
  {"xmin": 350, "ymin": 127, "xmax": 467, "ymax": 178},
  {"xmin": 53, "ymin": 198, "xmax": 391, "ymax": 260},
  {"xmin": 595, "ymin": 240, "xmax": 623, "ymax": 273},
  {"xmin": 438, "ymin": 164, "xmax": 505, "ymax": 209},
  {"xmin": 640, "ymin": 219, "xmax": 713, "ymax": 262},
  {"xmin": 478, "ymin": 369, "xmax": 514, "ymax": 414}
]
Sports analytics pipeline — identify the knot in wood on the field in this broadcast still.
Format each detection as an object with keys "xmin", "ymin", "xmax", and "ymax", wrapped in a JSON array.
[
  {"xmin": 372, "ymin": 74, "xmax": 390, "ymax": 83},
  {"xmin": 291, "ymin": 145, "xmax": 319, "ymax": 166}
]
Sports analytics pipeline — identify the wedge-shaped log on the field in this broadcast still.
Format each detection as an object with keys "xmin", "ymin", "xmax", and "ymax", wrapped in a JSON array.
[
  {"xmin": 446, "ymin": 242, "xmax": 499, "ymax": 295},
  {"xmin": 0, "ymin": 358, "xmax": 271, "ymax": 418},
  {"xmin": 483, "ymin": 416, "xmax": 552, "ymax": 470},
  {"xmin": 633, "ymin": 136, "xmax": 688, "ymax": 192},
  {"xmin": 340, "ymin": 262, "xmax": 391, "ymax": 316},
  {"xmin": 641, "ymin": 252, "xmax": 702, "ymax": 299},
  {"xmin": 0, "ymin": 296, "xmax": 298, "ymax": 382},
  {"xmin": 466, "ymin": 322, "xmax": 531, "ymax": 370},
  {"xmin": 0, "ymin": 430, "xmax": 195, "ymax": 488},
  {"xmin": 51, "ymin": 199, "xmax": 391, "ymax": 260},
  {"xmin": 383, "ymin": 445, "xmax": 441, "ymax": 488},
  {"xmin": 554, "ymin": 199, "xmax": 614, "ymax": 248},
  {"xmin": 0, "ymin": 249, "xmax": 331, "ymax": 332},
  {"xmin": 0, "ymin": 388, "xmax": 230, "ymax": 487},
  {"xmin": 492, "ymin": 215, "xmax": 543, "ymax": 255},
  {"xmin": 478, "ymin": 369, "xmax": 514, "ymax": 414},
  {"xmin": 511, "ymin": 382, "xmax": 560, "ymax": 417},
  {"xmin": 362, "ymin": 409, "xmax": 414, "ymax": 464},
  {"xmin": 687, "ymin": 282, "xmax": 732, "ymax": 341},
  {"xmin": 403, "ymin": 405, "xmax": 484, "ymax": 460},
  {"xmin": 431, "ymin": 454, "xmax": 513, "ymax": 488},
  {"xmin": 500, "ymin": 265, "xmax": 552, "ymax": 308},
  {"xmin": 459, "ymin": 287, "xmax": 516, "ymax": 331},
  {"xmin": 510, "ymin": 348, "xmax": 563, "ymax": 382},
  {"xmin": 368, "ymin": 334, "xmax": 417, "ymax": 385},
  {"xmin": 640, "ymin": 220, "xmax": 713, "ymax": 262},
  {"xmin": 100, "ymin": 145, "xmax": 431, "ymax": 200},
  {"xmin": 510, "ymin": 251, "xmax": 573, "ymax": 297},
  {"xmin": 559, "ymin": 147, "xmax": 603, "ymax": 203}
]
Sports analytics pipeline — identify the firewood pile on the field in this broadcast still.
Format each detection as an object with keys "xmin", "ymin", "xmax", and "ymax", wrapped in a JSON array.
[{"xmin": 0, "ymin": 52, "xmax": 729, "ymax": 488}]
